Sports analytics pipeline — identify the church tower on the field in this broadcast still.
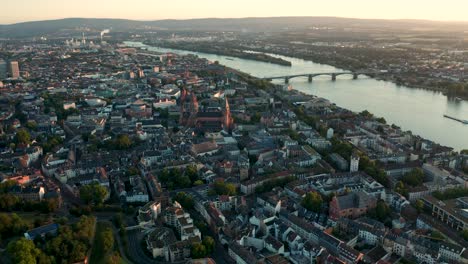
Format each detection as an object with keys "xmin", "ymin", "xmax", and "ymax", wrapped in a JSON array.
[
  {"xmin": 224, "ymin": 96, "xmax": 233, "ymax": 132},
  {"xmin": 179, "ymin": 89, "xmax": 198, "ymax": 126}
]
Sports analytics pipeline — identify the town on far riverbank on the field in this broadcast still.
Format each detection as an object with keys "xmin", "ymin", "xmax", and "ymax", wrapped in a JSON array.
[{"xmin": 143, "ymin": 26, "xmax": 468, "ymax": 101}]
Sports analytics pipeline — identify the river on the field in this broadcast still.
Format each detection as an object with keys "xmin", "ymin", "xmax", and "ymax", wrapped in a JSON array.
[{"xmin": 124, "ymin": 41, "xmax": 468, "ymax": 151}]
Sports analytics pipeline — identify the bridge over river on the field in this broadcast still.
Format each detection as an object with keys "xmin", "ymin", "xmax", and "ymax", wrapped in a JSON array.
[{"xmin": 262, "ymin": 70, "xmax": 388, "ymax": 83}]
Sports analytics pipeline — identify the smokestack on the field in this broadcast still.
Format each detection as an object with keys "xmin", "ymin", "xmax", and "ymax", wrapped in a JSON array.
[{"xmin": 100, "ymin": 29, "xmax": 110, "ymax": 41}]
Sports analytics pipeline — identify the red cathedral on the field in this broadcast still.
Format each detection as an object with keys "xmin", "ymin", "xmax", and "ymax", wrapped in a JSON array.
[{"xmin": 179, "ymin": 90, "xmax": 234, "ymax": 133}]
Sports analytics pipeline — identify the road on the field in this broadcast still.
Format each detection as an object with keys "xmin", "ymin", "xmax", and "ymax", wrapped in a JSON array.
[
  {"xmin": 112, "ymin": 225, "xmax": 135, "ymax": 264},
  {"xmin": 127, "ymin": 229, "xmax": 156, "ymax": 264}
]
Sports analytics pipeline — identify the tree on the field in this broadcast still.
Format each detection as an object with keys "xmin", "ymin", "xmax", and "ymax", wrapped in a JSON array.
[
  {"xmin": 359, "ymin": 110, "xmax": 373, "ymax": 118},
  {"xmin": 301, "ymin": 192, "xmax": 323, "ymax": 213},
  {"xmin": 159, "ymin": 168, "xmax": 170, "ymax": 183},
  {"xmin": 461, "ymin": 229, "xmax": 468, "ymax": 241},
  {"xmin": 0, "ymin": 193, "xmax": 20, "ymax": 210},
  {"xmin": 414, "ymin": 199, "xmax": 424, "ymax": 213},
  {"xmin": 255, "ymin": 176, "xmax": 296, "ymax": 194},
  {"xmin": 395, "ymin": 181, "xmax": 409, "ymax": 198},
  {"xmin": 194, "ymin": 180, "xmax": 204, "ymax": 186},
  {"xmin": 0, "ymin": 213, "xmax": 28, "ymax": 239},
  {"xmin": 115, "ymin": 134, "xmax": 132, "ymax": 149},
  {"xmin": 101, "ymin": 227, "xmax": 114, "ymax": 253},
  {"xmin": 430, "ymin": 230, "xmax": 445, "ymax": 241},
  {"xmin": 41, "ymin": 198, "xmax": 59, "ymax": 213},
  {"xmin": 174, "ymin": 192, "xmax": 194, "ymax": 209},
  {"xmin": 105, "ymin": 252, "xmax": 122, "ymax": 264},
  {"xmin": 433, "ymin": 187, "xmax": 468, "ymax": 200},
  {"xmin": 79, "ymin": 183, "xmax": 108, "ymax": 205},
  {"xmin": 186, "ymin": 165, "xmax": 199, "ymax": 183},
  {"xmin": 25, "ymin": 121, "xmax": 38, "ymax": 131},
  {"xmin": 212, "ymin": 181, "xmax": 236, "ymax": 196},
  {"xmin": 401, "ymin": 168, "xmax": 425, "ymax": 187},
  {"xmin": 15, "ymin": 128, "xmax": 31, "ymax": 145},
  {"xmin": 74, "ymin": 216, "xmax": 96, "ymax": 239},
  {"xmin": 0, "ymin": 180, "xmax": 16, "ymax": 193},
  {"xmin": 174, "ymin": 173, "xmax": 191, "ymax": 188},
  {"xmin": 7, "ymin": 238, "xmax": 41, "ymax": 264},
  {"xmin": 127, "ymin": 167, "xmax": 139, "ymax": 176},
  {"xmin": 191, "ymin": 242, "xmax": 207, "ymax": 259},
  {"xmin": 374, "ymin": 200, "xmax": 391, "ymax": 221},
  {"xmin": 376, "ymin": 117, "xmax": 386, "ymax": 124},
  {"xmin": 202, "ymin": 236, "xmax": 215, "ymax": 254}
]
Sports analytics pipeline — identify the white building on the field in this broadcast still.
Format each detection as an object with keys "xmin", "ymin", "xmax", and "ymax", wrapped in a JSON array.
[{"xmin": 350, "ymin": 153, "xmax": 360, "ymax": 172}]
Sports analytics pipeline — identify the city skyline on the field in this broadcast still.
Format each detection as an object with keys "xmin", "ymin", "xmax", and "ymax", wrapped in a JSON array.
[{"xmin": 2, "ymin": 0, "xmax": 468, "ymax": 24}]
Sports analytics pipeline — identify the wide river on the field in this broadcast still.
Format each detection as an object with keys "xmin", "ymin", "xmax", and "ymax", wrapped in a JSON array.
[{"xmin": 125, "ymin": 41, "xmax": 468, "ymax": 151}]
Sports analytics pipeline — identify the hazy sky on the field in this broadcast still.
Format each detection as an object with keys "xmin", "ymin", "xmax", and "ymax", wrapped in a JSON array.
[{"xmin": 2, "ymin": 0, "xmax": 468, "ymax": 24}]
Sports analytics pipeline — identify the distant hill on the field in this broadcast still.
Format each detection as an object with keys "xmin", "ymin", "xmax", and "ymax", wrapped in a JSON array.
[{"xmin": 1, "ymin": 17, "xmax": 468, "ymax": 38}]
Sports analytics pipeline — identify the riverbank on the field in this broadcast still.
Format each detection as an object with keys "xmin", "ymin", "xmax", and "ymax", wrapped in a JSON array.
[
  {"xmin": 244, "ymin": 48, "xmax": 468, "ymax": 101},
  {"xmin": 143, "ymin": 41, "xmax": 292, "ymax": 67},
  {"xmin": 141, "ymin": 42, "xmax": 467, "ymax": 100}
]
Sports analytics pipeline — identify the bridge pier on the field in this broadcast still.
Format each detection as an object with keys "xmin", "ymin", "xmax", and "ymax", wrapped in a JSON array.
[
  {"xmin": 353, "ymin": 73, "xmax": 358, "ymax": 80},
  {"xmin": 331, "ymin": 73, "xmax": 336, "ymax": 81},
  {"xmin": 308, "ymin": 75, "xmax": 313, "ymax": 82},
  {"xmin": 285, "ymin": 77, "xmax": 289, "ymax": 84}
]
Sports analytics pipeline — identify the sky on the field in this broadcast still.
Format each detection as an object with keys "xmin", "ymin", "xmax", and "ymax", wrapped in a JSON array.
[{"xmin": 2, "ymin": 0, "xmax": 468, "ymax": 24}]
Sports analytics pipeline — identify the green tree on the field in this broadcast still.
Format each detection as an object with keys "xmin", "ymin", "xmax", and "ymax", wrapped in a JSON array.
[
  {"xmin": 174, "ymin": 174, "xmax": 191, "ymax": 188},
  {"xmin": 212, "ymin": 181, "xmax": 236, "ymax": 196},
  {"xmin": 115, "ymin": 134, "xmax": 132, "ymax": 149},
  {"xmin": 74, "ymin": 215, "xmax": 96, "ymax": 239},
  {"xmin": 374, "ymin": 200, "xmax": 391, "ymax": 221},
  {"xmin": 430, "ymin": 230, "xmax": 445, "ymax": 241},
  {"xmin": 401, "ymin": 168, "xmax": 425, "ymax": 187},
  {"xmin": 7, "ymin": 238, "xmax": 41, "ymax": 264},
  {"xmin": 186, "ymin": 165, "xmax": 199, "ymax": 183},
  {"xmin": 461, "ymin": 229, "xmax": 468, "ymax": 241},
  {"xmin": 414, "ymin": 199, "xmax": 424, "ymax": 213},
  {"xmin": 0, "ymin": 180, "xmax": 16, "ymax": 193},
  {"xmin": 301, "ymin": 192, "xmax": 323, "ymax": 213},
  {"xmin": 25, "ymin": 121, "xmax": 38, "ymax": 131},
  {"xmin": 191, "ymin": 242, "xmax": 207, "ymax": 259},
  {"xmin": 159, "ymin": 168, "xmax": 170, "ymax": 183},
  {"xmin": 433, "ymin": 187, "xmax": 468, "ymax": 200},
  {"xmin": 15, "ymin": 128, "xmax": 31, "ymax": 145},
  {"xmin": 202, "ymin": 236, "xmax": 215, "ymax": 254},
  {"xmin": 0, "ymin": 213, "xmax": 29, "ymax": 239},
  {"xmin": 359, "ymin": 110, "xmax": 373, "ymax": 118},
  {"xmin": 0, "ymin": 193, "xmax": 20, "ymax": 210},
  {"xmin": 101, "ymin": 227, "xmax": 114, "ymax": 253},
  {"xmin": 194, "ymin": 180, "xmax": 204, "ymax": 186},
  {"xmin": 174, "ymin": 192, "xmax": 194, "ymax": 209},
  {"xmin": 79, "ymin": 183, "xmax": 108, "ymax": 205},
  {"xmin": 105, "ymin": 252, "xmax": 122, "ymax": 264},
  {"xmin": 376, "ymin": 117, "xmax": 386, "ymax": 124},
  {"xmin": 395, "ymin": 181, "xmax": 409, "ymax": 198}
]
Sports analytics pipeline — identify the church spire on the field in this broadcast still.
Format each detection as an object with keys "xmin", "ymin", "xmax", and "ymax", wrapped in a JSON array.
[{"xmin": 224, "ymin": 96, "xmax": 233, "ymax": 132}]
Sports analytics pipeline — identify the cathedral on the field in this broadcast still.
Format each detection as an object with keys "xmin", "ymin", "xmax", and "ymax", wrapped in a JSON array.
[{"xmin": 179, "ymin": 89, "xmax": 233, "ymax": 133}]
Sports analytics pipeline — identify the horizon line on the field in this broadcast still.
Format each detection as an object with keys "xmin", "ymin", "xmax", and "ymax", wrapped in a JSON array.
[{"xmin": 3, "ymin": 15, "xmax": 468, "ymax": 26}]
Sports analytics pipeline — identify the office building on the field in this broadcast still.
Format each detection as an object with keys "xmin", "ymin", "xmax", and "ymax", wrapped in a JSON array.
[{"xmin": 9, "ymin": 61, "xmax": 20, "ymax": 79}]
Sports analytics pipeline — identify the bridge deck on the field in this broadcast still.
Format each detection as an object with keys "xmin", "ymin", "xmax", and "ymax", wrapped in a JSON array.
[{"xmin": 262, "ymin": 71, "xmax": 386, "ymax": 80}]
